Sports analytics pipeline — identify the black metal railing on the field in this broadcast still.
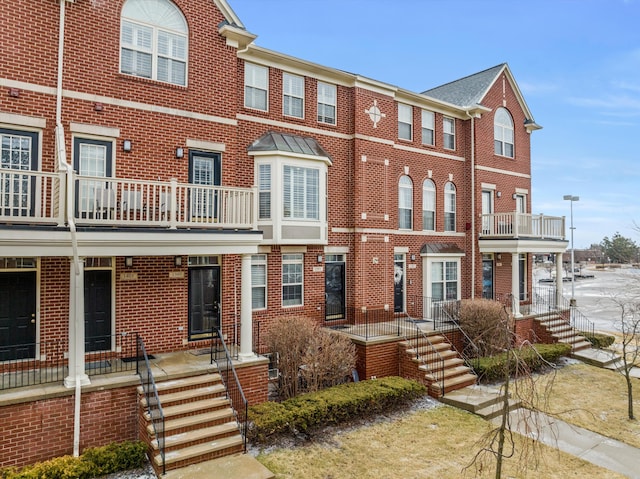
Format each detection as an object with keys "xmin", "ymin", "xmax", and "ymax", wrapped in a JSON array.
[
  {"xmin": 431, "ymin": 299, "xmax": 481, "ymax": 372},
  {"xmin": 211, "ymin": 327, "xmax": 248, "ymax": 452},
  {"xmin": 531, "ymin": 286, "xmax": 596, "ymax": 338},
  {"xmin": 136, "ymin": 335, "xmax": 165, "ymax": 475},
  {"xmin": 321, "ymin": 304, "xmax": 411, "ymax": 339},
  {"xmin": 0, "ymin": 333, "xmax": 138, "ymax": 390}
]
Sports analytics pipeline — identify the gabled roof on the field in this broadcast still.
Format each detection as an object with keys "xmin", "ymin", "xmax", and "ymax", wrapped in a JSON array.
[
  {"xmin": 422, "ymin": 63, "xmax": 540, "ymax": 130},
  {"xmin": 248, "ymin": 131, "xmax": 332, "ymax": 163},
  {"xmin": 422, "ymin": 64, "xmax": 506, "ymax": 108}
]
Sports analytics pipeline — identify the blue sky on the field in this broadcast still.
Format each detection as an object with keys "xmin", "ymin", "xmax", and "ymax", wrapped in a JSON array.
[{"xmin": 230, "ymin": 0, "xmax": 640, "ymax": 249}]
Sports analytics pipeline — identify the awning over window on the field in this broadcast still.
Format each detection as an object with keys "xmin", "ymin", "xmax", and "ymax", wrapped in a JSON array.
[
  {"xmin": 248, "ymin": 131, "xmax": 332, "ymax": 163},
  {"xmin": 420, "ymin": 242, "xmax": 465, "ymax": 255}
]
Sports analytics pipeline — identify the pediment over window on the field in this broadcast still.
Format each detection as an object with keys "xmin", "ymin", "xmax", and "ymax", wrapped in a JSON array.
[{"xmin": 248, "ymin": 131, "xmax": 332, "ymax": 165}]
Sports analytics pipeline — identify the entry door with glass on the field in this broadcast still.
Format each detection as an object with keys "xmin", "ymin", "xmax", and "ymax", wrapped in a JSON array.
[
  {"xmin": 189, "ymin": 266, "xmax": 220, "ymax": 340},
  {"xmin": 481, "ymin": 190, "xmax": 493, "ymax": 235},
  {"xmin": 394, "ymin": 254, "xmax": 405, "ymax": 313},
  {"xmin": 1, "ymin": 129, "xmax": 39, "ymax": 217},
  {"xmin": 325, "ymin": 254, "xmax": 345, "ymax": 320},
  {"xmin": 189, "ymin": 151, "xmax": 221, "ymax": 220}
]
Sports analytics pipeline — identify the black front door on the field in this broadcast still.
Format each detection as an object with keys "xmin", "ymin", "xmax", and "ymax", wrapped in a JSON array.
[
  {"xmin": 84, "ymin": 270, "xmax": 112, "ymax": 352},
  {"xmin": 189, "ymin": 267, "xmax": 220, "ymax": 340},
  {"xmin": 0, "ymin": 272, "xmax": 36, "ymax": 360},
  {"xmin": 394, "ymin": 256, "xmax": 405, "ymax": 313},
  {"xmin": 325, "ymin": 261, "xmax": 345, "ymax": 320}
]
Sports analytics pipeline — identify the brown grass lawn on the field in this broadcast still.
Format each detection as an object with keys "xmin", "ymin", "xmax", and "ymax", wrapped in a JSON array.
[{"xmin": 254, "ymin": 363, "xmax": 638, "ymax": 478}]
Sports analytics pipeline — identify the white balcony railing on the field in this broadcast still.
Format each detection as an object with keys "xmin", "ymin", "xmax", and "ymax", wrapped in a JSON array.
[
  {"xmin": 0, "ymin": 170, "xmax": 257, "ymax": 230},
  {"xmin": 480, "ymin": 212, "xmax": 565, "ymax": 240},
  {"xmin": 0, "ymin": 169, "xmax": 65, "ymax": 225}
]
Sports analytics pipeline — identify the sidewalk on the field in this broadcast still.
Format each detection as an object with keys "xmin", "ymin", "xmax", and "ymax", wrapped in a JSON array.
[{"xmin": 493, "ymin": 408, "xmax": 640, "ymax": 479}]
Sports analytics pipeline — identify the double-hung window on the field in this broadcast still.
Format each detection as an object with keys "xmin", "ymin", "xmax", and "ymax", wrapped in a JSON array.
[
  {"xmin": 421, "ymin": 110, "xmax": 434, "ymax": 146},
  {"xmin": 443, "ymin": 117, "xmax": 455, "ymax": 150},
  {"xmin": 444, "ymin": 182, "xmax": 456, "ymax": 232},
  {"xmin": 317, "ymin": 82, "xmax": 336, "ymax": 125},
  {"xmin": 120, "ymin": 0, "xmax": 188, "ymax": 86},
  {"xmin": 422, "ymin": 179, "xmax": 435, "ymax": 231},
  {"xmin": 282, "ymin": 253, "xmax": 303, "ymax": 306},
  {"xmin": 494, "ymin": 107, "xmax": 514, "ymax": 157},
  {"xmin": 283, "ymin": 73, "xmax": 304, "ymax": 118},
  {"xmin": 245, "ymin": 63, "xmax": 268, "ymax": 111},
  {"xmin": 251, "ymin": 254, "xmax": 267, "ymax": 310},
  {"xmin": 431, "ymin": 260, "xmax": 459, "ymax": 301},
  {"xmin": 398, "ymin": 175, "xmax": 413, "ymax": 229},
  {"xmin": 283, "ymin": 165, "xmax": 319, "ymax": 220},
  {"xmin": 398, "ymin": 103, "xmax": 413, "ymax": 141}
]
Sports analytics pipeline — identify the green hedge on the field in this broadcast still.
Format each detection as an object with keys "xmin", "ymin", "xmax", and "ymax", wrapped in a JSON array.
[
  {"xmin": 580, "ymin": 331, "xmax": 615, "ymax": 349},
  {"xmin": 474, "ymin": 343, "xmax": 572, "ymax": 382},
  {"xmin": 248, "ymin": 376, "xmax": 426, "ymax": 442},
  {"xmin": 0, "ymin": 441, "xmax": 146, "ymax": 479}
]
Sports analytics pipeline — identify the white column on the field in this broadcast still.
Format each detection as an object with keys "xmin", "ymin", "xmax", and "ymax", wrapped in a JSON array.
[
  {"xmin": 555, "ymin": 256, "xmax": 564, "ymax": 307},
  {"xmin": 238, "ymin": 254, "xmax": 255, "ymax": 360},
  {"xmin": 511, "ymin": 253, "xmax": 521, "ymax": 317},
  {"xmin": 65, "ymin": 258, "xmax": 90, "ymax": 388}
]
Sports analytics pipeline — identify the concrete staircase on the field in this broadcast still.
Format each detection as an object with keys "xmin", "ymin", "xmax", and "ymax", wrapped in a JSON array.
[
  {"xmin": 400, "ymin": 335, "xmax": 477, "ymax": 398},
  {"xmin": 440, "ymin": 385, "xmax": 522, "ymax": 420},
  {"xmin": 536, "ymin": 315, "xmax": 592, "ymax": 352},
  {"xmin": 138, "ymin": 373, "xmax": 244, "ymax": 475}
]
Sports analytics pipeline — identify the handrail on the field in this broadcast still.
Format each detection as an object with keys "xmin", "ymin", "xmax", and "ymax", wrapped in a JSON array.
[
  {"xmin": 210, "ymin": 328, "xmax": 248, "ymax": 452},
  {"xmin": 435, "ymin": 301, "xmax": 481, "ymax": 372},
  {"xmin": 136, "ymin": 335, "xmax": 165, "ymax": 475}
]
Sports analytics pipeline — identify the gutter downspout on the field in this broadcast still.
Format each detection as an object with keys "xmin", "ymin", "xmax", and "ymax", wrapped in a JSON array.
[
  {"xmin": 56, "ymin": 0, "xmax": 82, "ymax": 458},
  {"xmin": 466, "ymin": 111, "xmax": 476, "ymax": 299}
]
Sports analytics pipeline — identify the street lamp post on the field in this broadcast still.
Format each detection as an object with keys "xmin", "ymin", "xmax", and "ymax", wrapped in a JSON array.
[{"xmin": 563, "ymin": 195, "xmax": 579, "ymax": 305}]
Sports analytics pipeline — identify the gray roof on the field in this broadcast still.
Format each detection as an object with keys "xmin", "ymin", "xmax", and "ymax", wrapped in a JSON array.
[
  {"xmin": 248, "ymin": 131, "xmax": 332, "ymax": 161},
  {"xmin": 422, "ymin": 64, "xmax": 506, "ymax": 108},
  {"xmin": 420, "ymin": 242, "xmax": 465, "ymax": 256}
]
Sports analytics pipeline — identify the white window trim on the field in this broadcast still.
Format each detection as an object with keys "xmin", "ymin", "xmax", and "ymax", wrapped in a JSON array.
[
  {"xmin": 251, "ymin": 254, "xmax": 267, "ymax": 310},
  {"xmin": 317, "ymin": 81, "xmax": 336, "ymax": 125},
  {"xmin": 494, "ymin": 107, "xmax": 514, "ymax": 158},
  {"xmin": 398, "ymin": 175, "xmax": 413, "ymax": 230},
  {"xmin": 120, "ymin": 0, "xmax": 188, "ymax": 87},
  {"xmin": 283, "ymin": 72, "xmax": 305, "ymax": 119},
  {"xmin": 443, "ymin": 117, "xmax": 455, "ymax": 150},
  {"xmin": 423, "ymin": 256, "xmax": 463, "ymax": 305},
  {"xmin": 282, "ymin": 253, "xmax": 304, "ymax": 307},
  {"xmin": 398, "ymin": 103, "xmax": 413, "ymax": 141},
  {"xmin": 444, "ymin": 182, "xmax": 456, "ymax": 232},
  {"xmin": 422, "ymin": 178, "xmax": 436, "ymax": 231},
  {"xmin": 244, "ymin": 62, "xmax": 269, "ymax": 111},
  {"xmin": 421, "ymin": 109, "xmax": 434, "ymax": 146}
]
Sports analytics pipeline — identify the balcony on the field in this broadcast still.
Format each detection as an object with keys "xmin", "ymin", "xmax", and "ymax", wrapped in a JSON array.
[
  {"xmin": 479, "ymin": 212, "xmax": 565, "ymax": 240},
  {"xmin": 0, "ymin": 169, "xmax": 257, "ymax": 231}
]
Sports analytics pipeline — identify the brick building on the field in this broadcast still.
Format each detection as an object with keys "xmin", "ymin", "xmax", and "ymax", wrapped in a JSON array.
[{"xmin": 0, "ymin": 0, "xmax": 568, "ymax": 469}]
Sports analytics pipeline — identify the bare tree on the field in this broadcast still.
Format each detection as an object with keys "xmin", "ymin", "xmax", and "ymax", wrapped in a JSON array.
[{"xmin": 463, "ymin": 301, "xmax": 559, "ymax": 479}]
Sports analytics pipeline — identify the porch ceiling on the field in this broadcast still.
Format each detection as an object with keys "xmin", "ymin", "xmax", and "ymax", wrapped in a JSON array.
[
  {"xmin": 0, "ymin": 227, "xmax": 263, "ymax": 257},
  {"xmin": 478, "ymin": 238, "xmax": 568, "ymax": 254}
]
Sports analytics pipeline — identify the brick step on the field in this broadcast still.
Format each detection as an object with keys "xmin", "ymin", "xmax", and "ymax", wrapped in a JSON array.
[
  {"xmin": 137, "ymin": 373, "xmax": 223, "ymax": 396},
  {"xmin": 418, "ymin": 350, "xmax": 460, "ymax": 365},
  {"xmin": 152, "ymin": 421, "xmax": 240, "ymax": 452},
  {"xmin": 547, "ymin": 323, "xmax": 574, "ymax": 333},
  {"xmin": 552, "ymin": 330, "xmax": 582, "ymax": 341},
  {"xmin": 141, "ymin": 383, "xmax": 226, "ymax": 408},
  {"xmin": 429, "ymin": 373, "xmax": 477, "ymax": 397},
  {"xmin": 419, "ymin": 357, "xmax": 465, "ymax": 372},
  {"xmin": 153, "ymin": 435, "xmax": 244, "ymax": 470},
  {"xmin": 424, "ymin": 365, "xmax": 473, "ymax": 382},
  {"xmin": 405, "ymin": 341, "xmax": 452, "ymax": 357},
  {"xmin": 144, "ymin": 397, "xmax": 230, "ymax": 422},
  {"xmin": 538, "ymin": 318, "xmax": 567, "ymax": 328},
  {"xmin": 399, "ymin": 335, "xmax": 446, "ymax": 349},
  {"xmin": 146, "ymin": 404, "xmax": 235, "ymax": 436}
]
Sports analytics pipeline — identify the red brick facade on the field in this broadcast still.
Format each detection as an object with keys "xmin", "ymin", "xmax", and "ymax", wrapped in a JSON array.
[{"xmin": 0, "ymin": 0, "xmax": 561, "ymax": 468}]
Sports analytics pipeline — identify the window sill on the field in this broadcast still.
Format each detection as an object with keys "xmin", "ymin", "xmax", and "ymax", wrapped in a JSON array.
[{"xmin": 118, "ymin": 73, "xmax": 187, "ymax": 90}]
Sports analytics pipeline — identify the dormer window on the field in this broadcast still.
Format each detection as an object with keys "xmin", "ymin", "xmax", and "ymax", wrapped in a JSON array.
[{"xmin": 120, "ymin": 0, "xmax": 188, "ymax": 86}]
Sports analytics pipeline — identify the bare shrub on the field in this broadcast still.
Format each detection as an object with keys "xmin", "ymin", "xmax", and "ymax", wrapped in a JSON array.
[
  {"xmin": 300, "ymin": 329, "xmax": 356, "ymax": 393},
  {"xmin": 266, "ymin": 316, "xmax": 357, "ymax": 400},
  {"xmin": 458, "ymin": 299, "xmax": 512, "ymax": 357}
]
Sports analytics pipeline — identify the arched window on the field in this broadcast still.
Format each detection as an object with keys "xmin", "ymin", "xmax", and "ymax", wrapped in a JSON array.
[
  {"xmin": 494, "ymin": 107, "xmax": 514, "ymax": 157},
  {"xmin": 444, "ymin": 182, "xmax": 456, "ymax": 232},
  {"xmin": 398, "ymin": 175, "xmax": 413, "ymax": 230},
  {"xmin": 120, "ymin": 0, "xmax": 188, "ymax": 86},
  {"xmin": 422, "ymin": 179, "xmax": 435, "ymax": 231}
]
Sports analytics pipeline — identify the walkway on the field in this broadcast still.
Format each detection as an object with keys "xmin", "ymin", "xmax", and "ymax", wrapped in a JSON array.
[{"xmin": 496, "ymin": 408, "xmax": 640, "ymax": 479}]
